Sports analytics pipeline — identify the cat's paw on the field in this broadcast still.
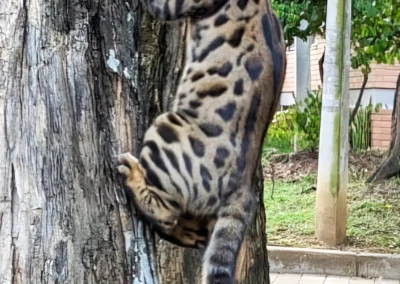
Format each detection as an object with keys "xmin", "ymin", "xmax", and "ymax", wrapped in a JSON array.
[{"xmin": 117, "ymin": 153, "xmax": 143, "ymax": 187}]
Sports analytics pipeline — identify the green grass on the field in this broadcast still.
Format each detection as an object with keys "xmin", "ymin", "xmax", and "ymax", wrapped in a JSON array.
[
  {"xmin": 264, "ymin": 174, "xmax": 400, "ymax": 252},
  {"xmin": 265, "ymin": 176, "xmax": 316, "ymax": 239},
  {"xmin": 346, "ymin": 177, "xmax": 400, "ymax": 250},
  {"xmin": 263, "ymin": 137, "xmax": 293, "ymax": 154}
]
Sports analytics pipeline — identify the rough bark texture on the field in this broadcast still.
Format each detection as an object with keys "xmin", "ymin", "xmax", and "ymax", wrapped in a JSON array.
[
  {"xmin": 0, "ymin": 0, "xmax": 270, "ymax": 282},
  {"xmin": 0, "ymin": 0, "xmax": 183, "ymax": 282},
  {"xmin": 368, "ymin": 73, "xmax": 400, "ymax": 182}
]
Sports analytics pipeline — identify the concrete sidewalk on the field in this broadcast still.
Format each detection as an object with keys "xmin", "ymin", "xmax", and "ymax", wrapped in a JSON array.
[
  {"xmin": 271, "ymin": 273, "xmax": 399, "ymax": 284},
  {"xmin": 268, "ymin": 246, "xmax": 400, "ymax": 279}
]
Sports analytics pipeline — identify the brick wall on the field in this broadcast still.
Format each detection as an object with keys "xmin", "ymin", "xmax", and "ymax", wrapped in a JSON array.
[
  {"xmin": 371, "ymin": 109, "xmax": 393, "ymax": 150},
  {"xmin": 283, "ymin": 36, "xmax": 400, "ymax": 93},
  {"xmin": 350, "ymin": 63, "xmax": 400, "ymax": 90},
  {"xmin": 310, "ymin": 37, "xmax": 325, "ymax": 91},
  {"xmin": 282, "ymin": 48, "xmax": 295, "ymax": 93}
]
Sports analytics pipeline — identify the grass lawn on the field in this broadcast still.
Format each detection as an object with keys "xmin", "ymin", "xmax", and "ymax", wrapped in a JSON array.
[{"xmin": 264, "ymin": 166, "xmax": 400, "ymax": 253}]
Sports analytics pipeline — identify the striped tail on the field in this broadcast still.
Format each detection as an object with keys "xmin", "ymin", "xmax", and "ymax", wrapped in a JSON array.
[{"xmin": 202, "ymin": 194, "xmax": 256, "ymax": 284}]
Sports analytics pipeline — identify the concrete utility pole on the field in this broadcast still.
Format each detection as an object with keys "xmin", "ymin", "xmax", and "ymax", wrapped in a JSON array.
[
  {"xmin": 295, "ymin": 19, "xmax": 311, "ymax": 111},
  {"xmin": 294, "ymin": 20, "xmax": 311, "ymax": 152},
  {"xmin": 316, "ymin": 0, "xmax": 351, "ymax": 246}
]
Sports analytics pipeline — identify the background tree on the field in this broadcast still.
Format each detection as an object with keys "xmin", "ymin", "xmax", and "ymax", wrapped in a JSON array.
[
  {"xmin": 349, "ymin": 0, "xmax": 400, "ymax": 125},
  {"xmin": 368, "ymin": 74, "xmax": 400, "ymax": 182},
  {"xmin": 272, "ymin": 0, "xmax": 399, "ymax": 96},
  {"xmin": 272, "ymin": 0, "xmax": 400, "ymax": 180},
  {"xmin": 271, "ymin": 0, "xmax": 326, "ymax": 47},
  {"xmin": 272, "ymin": 0, "xmax": 399, "ymax": 72},
  {"xmin": 367, "ymin": 0, "xmax": 400, "ymax": 181},
  {"xmin": 0, "ymin": 0, "xmax": 270, "ymax": 283}
]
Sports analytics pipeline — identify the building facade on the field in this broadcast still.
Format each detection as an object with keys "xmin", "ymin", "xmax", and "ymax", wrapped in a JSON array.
[{"xmin": 281, "ymin": 36, "xmax": 400, "ymax": 149}]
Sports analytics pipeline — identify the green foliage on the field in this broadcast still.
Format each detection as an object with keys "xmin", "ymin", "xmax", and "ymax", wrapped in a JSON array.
[
  {"xmin": 349, "ymin": 100, "xmax": 382, "ymax": 150},
  {"xmin": 352, "ymin": 0, "xmax": 400, "ymax": 73},
  {"xmin": 271, "ymin": 0, "xmax": 327, "ymax": 46},
  {"xmin": 349, "ymin": 104, "xmax": 372, "ymax": 150},
  {"xmin": 265, "ymin": 89, "xmax": 322, "ymax": 153},
  {"xmin": 266, "ymin": 92, "xmax": 386, "ymax": 156},
  {"xmin": 290, "ymin": 89, "xmax": 322, "ymax": 151},
  {"xmin": 264, "ymin": 111, "xmax": 294, "ymax": 154},
  {"xmin": 272, "ymin": 0, "xmax": 400, "ymax": 73}
]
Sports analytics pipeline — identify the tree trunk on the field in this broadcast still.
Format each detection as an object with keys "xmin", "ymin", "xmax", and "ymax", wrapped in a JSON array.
[
  {"xmin": 0, "ymin": 0, "xmax": 183, "ymax": 282},
  {"xmin": 368, "ymin": 73, "xmax": 400, "ymax": 182},
  {"xmin": 349, "ymin": 73, "xmax": 369, "ymax": 126},
  {"xmin": 319, "ymin": 50, "xmax": 325, "ymax": 83},
  {"xmin": 0, "ymin": 0, "xmax": 270, "ymax": 283}
]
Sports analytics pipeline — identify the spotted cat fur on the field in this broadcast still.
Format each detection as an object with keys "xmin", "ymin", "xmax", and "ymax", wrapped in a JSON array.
[{"xmin": 117, "ymin": 0, "xmax": 286, "ymax": 282}]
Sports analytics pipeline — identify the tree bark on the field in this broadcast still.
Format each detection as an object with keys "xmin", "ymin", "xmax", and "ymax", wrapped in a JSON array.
[
  {"xmin": 0, "ymin": 0, "xmax": 183, "ymax": 282},
  {"xmin": 368, "ymin": 73, "xmax": 400, "ymax": 182},
  {"xmin": 318, "ymin": 50, "xmax": 325, "ymax": 83},
  {"xmin": 0, "ymin": 0, "xmax": 270, "ymax": 283},
  {"xmin": 349, "ymin": 73, "xmax": 368, "ymax": 126}
]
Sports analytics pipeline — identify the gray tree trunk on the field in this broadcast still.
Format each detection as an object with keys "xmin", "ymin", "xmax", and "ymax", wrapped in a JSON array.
[
  {"xmin": 0, "ymin": 0, "xmax": 270, "ymax": 283},
  {"xmin": 368, "ymin": 73, "xmax": 400, "ymax": 182},
  {"xmin": 0, "ymin": 0, "xmax": 183, "ymax": 282}
]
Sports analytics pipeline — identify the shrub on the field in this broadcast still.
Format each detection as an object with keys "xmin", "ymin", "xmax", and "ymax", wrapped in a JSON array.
[
  {"xmin": 349, "ymin": 99, "xmax": 382, "ymax": 150},
  {"xmin": 264, "ymin": 110, "xmax": 294, "ymax": 153},
  {"xmin": 266, "ymin": 88, "xmax": 383, "ymax": 153},
  {"xmin": 290, "ymin": 88, "xmax": 322, "ymax": 152},
  {"xmin": 265, "ymin": 88, "xmax": 322, "ymax": 153}
]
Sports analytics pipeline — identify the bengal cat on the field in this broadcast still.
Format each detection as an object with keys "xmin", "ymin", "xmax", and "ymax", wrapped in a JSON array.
[{"xmin": 117, "ymin": 0, "xmax": 286, "ymax": 282}]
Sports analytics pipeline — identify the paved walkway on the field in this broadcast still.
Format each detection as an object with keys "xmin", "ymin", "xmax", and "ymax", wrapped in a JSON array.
[{"xmin": 271, "ymin": 273, "xmax": 400, "ymax": 284}]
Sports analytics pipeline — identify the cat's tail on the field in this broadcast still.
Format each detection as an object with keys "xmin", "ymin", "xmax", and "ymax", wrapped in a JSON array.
[{"xmin": 202, "ymin": 192, "xmax": 256, "ymax": 284}]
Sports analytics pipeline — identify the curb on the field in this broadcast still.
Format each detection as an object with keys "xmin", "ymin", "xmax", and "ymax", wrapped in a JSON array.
[{"xmin": 268, "ymin": 246, "xmax": 400, "ymax": 279}]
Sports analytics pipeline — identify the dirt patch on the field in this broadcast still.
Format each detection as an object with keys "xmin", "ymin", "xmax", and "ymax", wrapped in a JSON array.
[{"xmin": 264, "ymin": 150, "xmax": 387, "ymax": 181}]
